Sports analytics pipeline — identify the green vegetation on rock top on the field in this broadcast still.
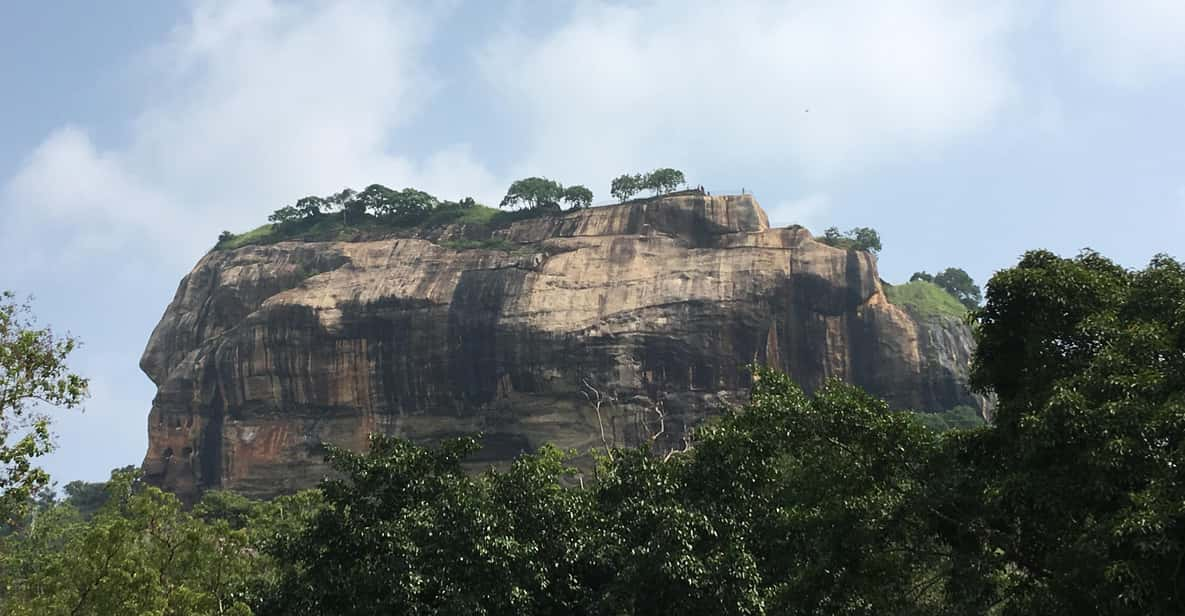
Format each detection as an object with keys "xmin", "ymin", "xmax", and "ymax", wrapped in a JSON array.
[
  {"xmin": 883, "ymin": 279, "xmax": 967, "ymax": 319},
  {"xmin": 214, "ymin": 201, "xmax": 519, "ymax": 251},
  {"xmin": 214, "ymin": 168, "xmax": 694, "ymax": 252}
]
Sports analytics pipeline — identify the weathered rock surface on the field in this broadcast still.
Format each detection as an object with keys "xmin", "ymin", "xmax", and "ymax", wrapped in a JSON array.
[{"xmin": 141, "ymin": 193, "xmax": 984, "ymax": 501}]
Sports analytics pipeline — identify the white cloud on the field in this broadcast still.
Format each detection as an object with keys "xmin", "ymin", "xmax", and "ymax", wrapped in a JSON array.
[
  {"xmin": 767, "ymin": 193, "xmax": 832, "ymax": 231},
  {"xmin": 2, "ymin": 0, "xmax": 501, "ymax": 265},
  {"xmin": 480, "ymin": 0, "xmax": 1018, "ymax": 185},
  {"xmin": 1055, "ymin": 0, "xmax": 1185, "ymax": 87},
  {"xmin": 4, "ymin": 127, "xmax": 182, "ymax": 264}
]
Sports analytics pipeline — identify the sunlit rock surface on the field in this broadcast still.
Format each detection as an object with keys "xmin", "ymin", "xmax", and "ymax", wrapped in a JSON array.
[{"xmin": 140, "ymin": 193, "xmax": 984, "ymax": 501}]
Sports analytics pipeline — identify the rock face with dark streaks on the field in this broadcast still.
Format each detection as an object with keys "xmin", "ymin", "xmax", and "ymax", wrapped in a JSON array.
[{"xmin": 140, "ymin": 193, "xmax": 985, "ymax": 501}]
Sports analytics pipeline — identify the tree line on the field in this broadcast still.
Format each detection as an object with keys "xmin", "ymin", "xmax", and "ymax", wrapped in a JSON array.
[
  {"xmin": 498, "ymin": 167, "xmax": 691, "ymax": 210},
  {"xmin": 218, "ymin": 168, "xmax": 701, "ymax": 248},
  {"xmin": 818, "ymin": 226, "xmax": 883, "ymax": 254},
  {"xmin": 5, "ymin": 251, "xmax": 1184, "ymax": 613},
  {"xmin": 610, "ymin": 168, "xmax": 687, "ymax": 202},
  {"xmin": 264, "ymin": 185, "xmax": 479, "ymax": 229}
]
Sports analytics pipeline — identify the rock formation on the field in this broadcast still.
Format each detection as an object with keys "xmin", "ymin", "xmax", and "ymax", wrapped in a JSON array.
[{"xmin": 140, "ymin": 193, "xmax": 984, "ymax": 501}]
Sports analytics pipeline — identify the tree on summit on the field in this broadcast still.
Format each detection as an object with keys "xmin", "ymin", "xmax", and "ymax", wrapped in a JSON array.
[
  {"xmin": 610, "ymin": 168, "xmax": 686, "ymax": 202},
  {"xmin": 562, "ymin": 185, "xmax": 593, "ymax": 209},
  {"xmin": 610, "ymin": 174, "xmax": 641, "ymax": 202},
  {"xmin": 819, "ymin": 226, "xmax": 882, "ymax": 254},
  {"xmin": 932, "ymin": 267, "xmax": 981, "ymax": 310},
  {"xmin": 640, "ymin": 168, "xmax": 685, "ymax": 195},
  {"xmin": 501, "ymin": 177, "xmax": 593, "ymax": 211},
  {"xmin": 500, "ymin": 177, "xmax": 565, "ymax": 210}
]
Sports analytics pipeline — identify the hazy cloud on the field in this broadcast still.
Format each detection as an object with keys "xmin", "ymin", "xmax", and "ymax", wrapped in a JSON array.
[
  {"xmin": 3, "ymin": 0, "xmax": 500, "ymax": 265},
  {"xmin": 481, "ymin": 0, "xmax": 1018, "ymax": 186},
  {"xmin": 1056, "ymin": 0, "xmax": 1185, "ymax": 87}
]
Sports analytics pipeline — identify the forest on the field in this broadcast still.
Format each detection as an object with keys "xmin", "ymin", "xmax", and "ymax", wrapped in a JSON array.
[{"xmin": 2, "ymin": 248, "xmax": 1182, "ymax": 615}]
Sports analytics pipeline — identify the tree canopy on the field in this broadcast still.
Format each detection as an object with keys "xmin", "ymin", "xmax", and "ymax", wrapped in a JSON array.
[
  {"xmin": 499, "ymin": 177, "xmax": 595, "ymax": 211},
  {"xmin": 562, "ymin": 185, "xmax": 594, "ymax": 209},
  {"xmin": 5, "ymin": 249, "xmax": 1185, "ymax": 615},
  {"xmin": 500, "ymin": 177, "xmax": 567, "ymax": 210},
  {"xmin": 610, "ymin": 168, "xmax": 687, "ymax": 202},
  {"xmin": 610, "ymin": 173, "xmax": 642, "ymax": 202},
  {"xmin": 640, "ymin": 168, "xmax": 685, "ymax": 195},
  {"xmin": 932, "ymin": 268, "xmax": 981, "ymax": 310},
  {"xmin": 0, "ymin": 292, "xmax": 88, "ymax": 524},
  {"xmin": 818, "ymin": 226, "xmax": 882, "ymax": 254}
]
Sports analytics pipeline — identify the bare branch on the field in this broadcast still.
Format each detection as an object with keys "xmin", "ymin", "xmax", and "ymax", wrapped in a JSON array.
[{"xmin": 581, "ymin": 378, "xmax": 615, "ymax": 461}]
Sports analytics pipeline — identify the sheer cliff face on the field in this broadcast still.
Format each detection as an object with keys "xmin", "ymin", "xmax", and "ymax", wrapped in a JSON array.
[{"xmin": 141, "ymin": 194, "xmax": 983, "ymax": 501}]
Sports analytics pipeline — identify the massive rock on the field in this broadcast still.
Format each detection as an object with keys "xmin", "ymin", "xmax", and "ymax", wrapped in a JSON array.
[{"xmin": 141, "ymin": 193, "xmax": 984, "ymax": 501}]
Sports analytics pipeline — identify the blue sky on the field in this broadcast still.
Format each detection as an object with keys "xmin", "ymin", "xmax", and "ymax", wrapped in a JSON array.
[{"xmin": 2, "ymin": 0, "xmax": 1183, "ymax": 485}]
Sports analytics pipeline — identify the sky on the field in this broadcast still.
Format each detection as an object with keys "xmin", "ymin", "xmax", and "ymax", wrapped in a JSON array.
[{"xmin": 1, "ymin": 0, "xmax": 1183, "ymax": 485}]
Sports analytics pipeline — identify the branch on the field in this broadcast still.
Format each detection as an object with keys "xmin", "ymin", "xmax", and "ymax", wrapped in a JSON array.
[{"xmin": 581, "ymin": 378, "xmax": 615, "ymax": 461}]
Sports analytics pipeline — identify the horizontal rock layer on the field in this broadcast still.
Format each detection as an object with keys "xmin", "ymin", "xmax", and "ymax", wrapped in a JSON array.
[{"xmin": 141, "ymin": 193, "xmax": 983, "ymax": 501}]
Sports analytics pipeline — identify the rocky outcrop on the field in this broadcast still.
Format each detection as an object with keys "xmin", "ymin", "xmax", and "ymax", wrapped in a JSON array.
[{"xmin": 141, "ymin": 193, "xmax": 984, "ymax": 501}]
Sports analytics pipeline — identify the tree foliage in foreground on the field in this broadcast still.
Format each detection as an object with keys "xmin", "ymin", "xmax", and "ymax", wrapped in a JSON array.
[
  {"xmin": 0, "ymin": 292, "xmax": 88, "ymax": 524},
  {"xmin": 3, "ymin": 249, "xmax": 1184, "ymax": 615},
  {"xmin": 928, "ymin": 249, "xmax": 1185, "ymax": 614},
  {"xmin": 258, "ymin": 370, "xmax": 940, "ymax": 616}
]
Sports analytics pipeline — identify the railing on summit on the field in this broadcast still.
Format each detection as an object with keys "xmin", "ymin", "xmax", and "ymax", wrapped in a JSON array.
[{"xmin": 588, "ymin": 187, "xmax": 749, "ymax": 208}]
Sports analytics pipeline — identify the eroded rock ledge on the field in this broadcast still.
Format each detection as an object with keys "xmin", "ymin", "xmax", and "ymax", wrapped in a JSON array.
[{"xmin": 141, "ymin": 193, "xmax": 983, "ymax": 501}]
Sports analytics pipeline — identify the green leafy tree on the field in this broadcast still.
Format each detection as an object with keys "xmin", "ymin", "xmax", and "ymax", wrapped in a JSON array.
[
  {"xmin": 818, "ymin": 226, "xmax": 882, "ymax": 254},
  {"xmin": 640, "ymin": 168, "xmax": 685, "ymax": 195},
  {"xmin": 932, "ymin": 267, "xmax": 981, "ymax": 310},
  {"xmin": 927, "ymin": 250, "xmax": 1185, "ymax": 613},
  {"xmin": 394, "ymin": 188, "xmax": 438, "ymax": 216},
  {"xmin": 849, "ymin": 226, "xmax": 882, "ymax": 253},
  {"xmin": 675, "ymin": 368, "xmax": 944, "ymax": 614},
  {"xmin": 353, "ymin": 184, "xmax": 397, "ymax": 217},
  {"xmin": 294, "ymin": 196, "xmax": 329, "ymax": 219},
  {"xmin": 259, "ymin": 435, "xmax": 597, "ymax": 615},
  {"xmin": 500, "ymin": 177, "xmax": 566, "ymax": 210},
  {"xmin": 821, "ymin": 226, "xmax": 844, "ymax": 245},
  {"xmin": 61, "ymin": 480, "xmax": 109, "ymax": 520},
  {"xmin": 0, "ymin": 470, "xmax": 256, "ymax": 615},
  {"xmin": 610, "ymin": 174, "xmax": 642, "ymax": 202},
  {"xmin": 562, "ymin": 185, "xmax": 594, "ymax": 209},
  {"xmin": 820, "ymin": 227, "xmax": 886, "ymax": 253},
  {"xmin": 324, "ymin": 188, "xmax": 356, "ymax": 210},
  {"xmin": 267, "ymin": 205, "xmax": 302, "ymax": 226},
  {"xmin": 0, "ymin": 292, "xmax": 88, "ymax": 524},
  {"xmin": 260, "ymin": 369, "xmax": 948, "ymax": 615},
  {"xmin": 447, "ymin": 196, "xmax": 477, "ymax": 209},
  {"xmin": 268, "ymin": 195, "xmax": 327, "ymax": 227},
  {"xmin": 351, "ymin": 185, "xmax": 440, "ymax": 220}
]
